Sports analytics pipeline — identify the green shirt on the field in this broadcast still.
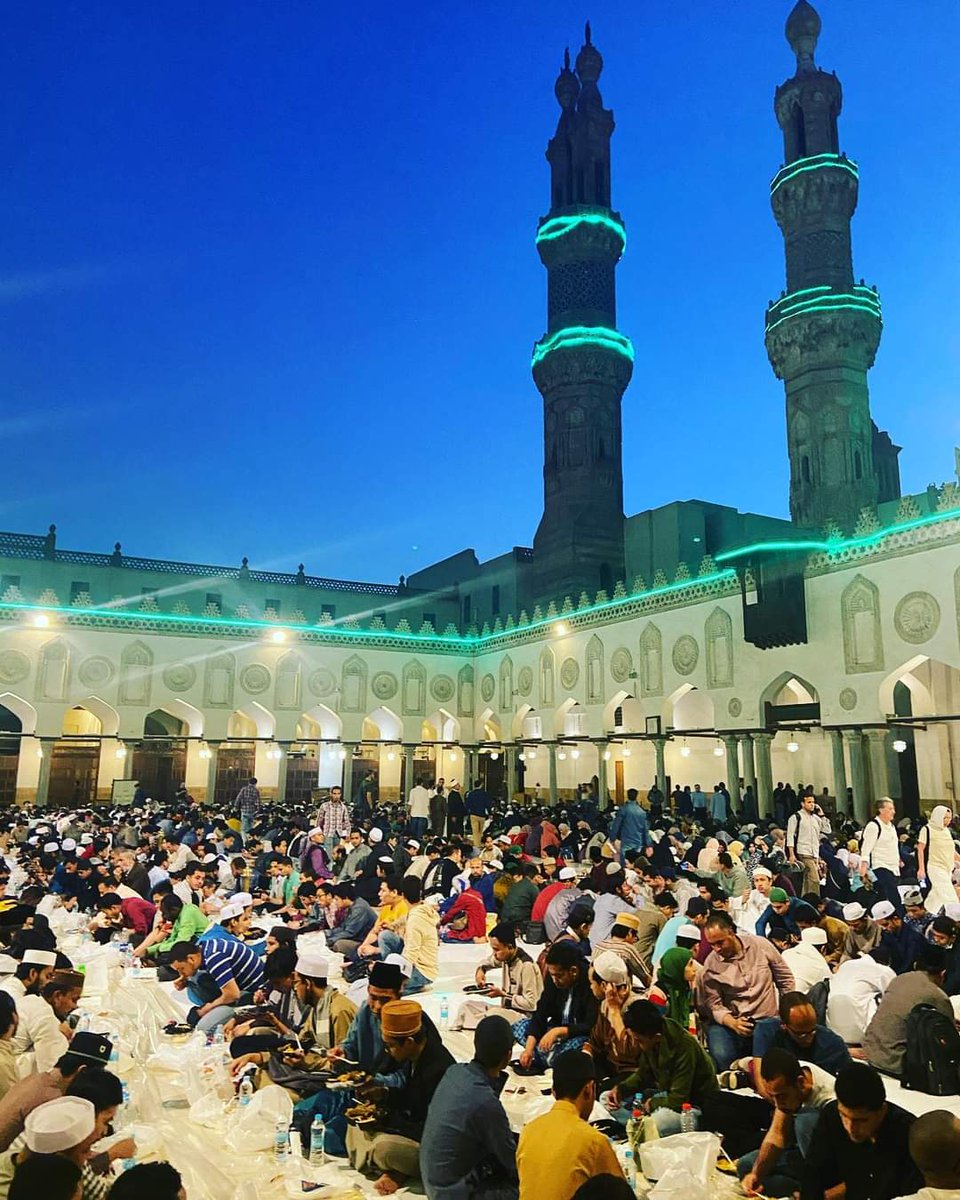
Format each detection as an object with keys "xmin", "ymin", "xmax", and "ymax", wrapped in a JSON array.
[
  {"xmin": 620, "ymin": 1017, "xmax": 720, "ymax": 1112},
  {"xmin": 148, "ymin": 903, "xmax": 209, "ymax": 955}
]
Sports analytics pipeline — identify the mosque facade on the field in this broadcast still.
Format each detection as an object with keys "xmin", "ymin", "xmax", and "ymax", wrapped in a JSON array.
[{"xmin": 0, "ymin": 3, "xmax": 957, "ymax": 822}]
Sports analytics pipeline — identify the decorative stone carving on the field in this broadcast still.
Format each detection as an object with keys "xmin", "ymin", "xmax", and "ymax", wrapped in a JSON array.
[
  {"xmin": 480, "ymin": 674, "xmax": 495, "ymax": 704},
  {"xmin": 457, "ymin": 665, "xmax": 474, "ymax": 718},
  {"xmin": 839, "ymin": 687, "xmax": 858, "ymax": 711},
  {"xmin": 585, "ymin": 636, "xmax": 603, "ymax": 703},
  {"xmin": 560, "ymin": 657, "xmax": 580, "ymax": 690},
  {"xmin": 119, "ymin": 641, "xmax": 152, "ymax": 706},
  {"xmin": 163, "ymin": 663, "xmax": 196, "ymax": 693},
  {"xmin": 204, "ymin": 652, "xmax": 236, "ymax": 708},
  {"xmin": 341, "ymin": 656, "xmax": 367, "ymax": 713},
  {"xmin": 610, "ymin": 647, "xmax": 633, "ymax": 684},
  {"xmin": 402, "ymin": 660, "xmax": 426, "ymax": 716},
  {"xmin": 0, "ymin": 651, "xmax": 30, "ymax": 686},
  {"xmin": 727, "ymin": 697, "xmax": 742, "ymax": 718},
  {"xmin": 894, "ymin": 591, "xmax": 940, "ymax": 645},
  {"xmin": 78, "ymin": 656, "xmax": 114, "ymax": 688},
  {"xmin": 539, "ymin": 648, "xmax": 555, "ymax": 707},
  {"xmin": 240, "ymin": 664, "xmax": 271, "ymax": 695},
  {"xmin": 499, "ymin": 656, "xmax": 513, "ymax": 713},
  {"xmin": 841, "ymin": 574, "xmax": 883, "ymax": 673},
  {"xmin": 308, "ymin": 668, "xmax": 336, "ymax": 698},
  {"xmin": 672, "ymin": 635, "xmax": 699, "ymax": 677},
  {"xmin": 430, "ymin": 674, "xmax": 455, "ymax": 704},
  {"xmin": 705, "ymin": 607, "xmax": 734, "ymax": 688},
  {"xmin": 638, "ymin": 623, "xmax": 663, "ymax": 697},
  {"xmin": 38, "ymin": 638, "xmax": 69, "ymax": 702},
  {"xmin": 371, "ymin": 672, "xmax": 398, "ymax": 701},
  {"xmin": 275, "ymin": 652, "xmax": 302, "ymax": 710}
]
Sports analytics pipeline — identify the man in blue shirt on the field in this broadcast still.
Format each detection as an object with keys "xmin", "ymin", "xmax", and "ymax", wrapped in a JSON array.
[
  {"xmin": 465, "ymin": 780, "xmax": 492, "ymax": 848},
  {"xmin": 327, "ymin": 882, "xmax": 377, "ymax": 955},
  {"xmin": 609, "ymin": 789, "xmax": 651, "ymax": 856},
  {"xmin": 169, "ymin": 936, "xmax": 264, "ymax": 1032},
  {"xmin": 756, "ymin": 888, "xmax": 804, "ymax": 940}
]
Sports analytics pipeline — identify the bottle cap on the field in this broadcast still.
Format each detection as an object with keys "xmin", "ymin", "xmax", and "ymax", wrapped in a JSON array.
[
  {"xmin": 682, "ymin": 1103, "xmax": 691, "ymax": 1110},
  {"xmin": 631, "ymin": 1109, "xmax": 643, "ymax": 1117}
]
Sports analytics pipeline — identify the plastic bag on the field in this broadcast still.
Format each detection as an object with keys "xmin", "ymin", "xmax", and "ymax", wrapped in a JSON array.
[
  {"xmin": 188, "ymin": 1089, "xmax": 227, "ymax": 1127},
  {"xmin": 639, "ymin": 1130, "xmax": 721, "ymax": 1184},
  {"xmin": 224, "ymin": 1084, "xmax": 294, "ymax": 1154},
  {"xmin": 649, "ymin": 1165, "xmax": 712, "ymax": 1200}
]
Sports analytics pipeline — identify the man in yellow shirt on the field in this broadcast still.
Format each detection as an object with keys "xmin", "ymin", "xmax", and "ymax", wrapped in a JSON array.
[
  {"xmin": 352, "ymin": 875, "xmax": 410, "ymax": 964},
  {"xmin": 517, "ymin": 1049, "xmax": 625, "ymax": 1200}
]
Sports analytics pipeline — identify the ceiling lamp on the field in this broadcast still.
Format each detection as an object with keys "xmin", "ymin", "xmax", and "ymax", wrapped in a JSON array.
[
  {"xmin": 270, "ymin": 629, "xmax": 286, "ymax": 643},
  {"xmin": 490, "ymin": 751, "xmax": 499, "ymax": 761},
  {"xmin": 527, "ymin": 749, "xmax": 537, "ymax": 760},
  {"xmin": 622, "ymin": 746, "xmax": 631, "ymax": 758},
  {"xmin": 680, "ymin": 743, "xmax": 691, "ymax": 758},
  {"xmin": 713, "ymin": 744, "xmax": 724, "ymax": 758},
  {"xmin": 787, "ymin": 740, "xmax": 799, "ymax": 753},
  {"xmin": 892, "ymin": 739, "xmax": 907, "ymax": 754},
  {"xmin": 33, "ymin": 613, "xmax": 50, "ymax": 628},
  {"xmin": 602, "ymin": 750, "xmax": 611, "ymax": 761},
  {"xmin": 571, "ymin": 748, "xmax": 581, "ymax": 760},
  {"xmin": 518, "ymin": 752, "xmax": 526, "ymax": 762},
  {"xmin": 558, "ymin": 751, "xmax": 567, "ymax": 761}
]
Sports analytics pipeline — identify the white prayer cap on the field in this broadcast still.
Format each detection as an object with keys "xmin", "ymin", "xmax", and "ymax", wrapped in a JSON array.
[
  {"xmin": 22, "ymin": 949, "xmax": 57, "ymax": 967},
  {"xmin": 378, "ymin": 855, "xmax": 394, "ymax": 865},
  {"xmin": 497, "ymin": 835, "xmax": 512, "ymax": 845},
  {"xmin": 423, "ymin": 893, "xmax": 442, "ymax": 908},
  {"xmin": 80, "ymin": 834, "xmax": 93, "ymax": 845},
  {"xmin": 295, "ymin": 951, "xmax": 330, "ymax": 979},
  {"xmin": 369, "ymin": 829, "xmax": 384, "ymax": 844},
  {"xmin": 43, "ymin": 841, "xmax": 58, "ymax": 853},
  {"xmin": 219, "ymin": 903, "xmax": 244, "ymax": 922},
  {"xmin": 559, "ymin": 866, "xmax": 577, "ymax": 881},
  {"xmin": 843, "ymin": 902, "xmax": 866, "ymax": 922},
  {"xmin": 752, "ymin": 866, "xmax": 773, "ymax": 879},
  {"xmin": 233, "ymin": 892, "xmax": 253, "ymax": 908},
  {"xmin": 605, "ymin": 862, "xmax": 623, "ymax": 877},
  {"xmin": 593, "ymin": 951, "xmax": 630, "ymax": 986},
  {"xmin": 487, "ymin": 860, "xmax": 504, "ymax": 871},
  {"xmin": 384, "ymin": 953, "xmax": 413, "ymax": 978},
  {"xmin": 0, "ymin": 955, "xmax": 17, "ymax": 976},
  {"xmin": 61, "ymin": 838, "xmax": 77, "ymax": 851},
  {"xmin": 405, "ymin": 839, "xmax": 421, "ymax": 851},
  {"xmin": 871, "ymin": 900, "xmax": 895, "ymax": 921},
  {"xmin": 677, "ymin": 924, "xmax": 701, "ymax": 942},
  {"xmin": 801, "ymin": 926, "xmax": 828, "ymax": 946},
  {"xmin": 24, "ymin": 1096, "xmax": 96, "ymax": 1154},
  {"xmin": 308, "ymin": 827, "xmax": 323, "ymax": 838}
]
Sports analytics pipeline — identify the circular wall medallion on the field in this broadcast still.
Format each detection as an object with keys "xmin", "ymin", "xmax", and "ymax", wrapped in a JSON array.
[
  {"xmin": 839, "ymin": 687, "xmax": 858, "ymax": 711},
  {"xmin": 162, "ymin": 663, "xmax": 196, "ymax": 693},
  {"xmin": 480, "ymin": 674, "xmax": 495, "ymax": 703},
  {"xmin": 727, "ymin": 697, "xmax": 742, "ymax": 718},
  {"xmin": 0, "ymin": 650, "xmax": 30, "ymax": 686},
  {"xmin": 610, "ymin": 647, "xmax": 633, "ymax": 683},
  {"xmin": 240, "ymin": 663, "xmax": 271, "ymax": 695},
  {"xmin": 78, "ymin": 656, "xmax": 114, "ymax": 687},
  {"xmin": 672, "ymin": 635, "xmax": 699, "ymax": 676},
  {"xmin": 894, "ymin": 591, "xmax": 941, "ymax": 645},
  {"xmin": 308, "ymin": 668, "xmax": 336, "ymax": 698},
  {"xmin": 372, "ymin": 671, "xmax": 399, "ymax": 701},
  {"xmin": 430, "ymin": 674, "xmax": 455, "ymax": 703},
  {"xmin": 560, "ymin": 657, "xmax": 580, "ymax": 690},
  {"xmin": 516, "ymin": 666, "xmax": 533, "ymax": 697}
]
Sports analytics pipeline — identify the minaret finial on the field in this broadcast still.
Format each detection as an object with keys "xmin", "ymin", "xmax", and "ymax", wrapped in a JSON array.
[
  {"xmin": 584, "ymin": 20, "xmax": 592, "ymax": 45},
  {"xmin": 564, "ymin": 46, "xmax": 570, "ymax": 70},
  {"xmin": 786, "ymin": 1, "xmax": 821, "ymax": 73}
]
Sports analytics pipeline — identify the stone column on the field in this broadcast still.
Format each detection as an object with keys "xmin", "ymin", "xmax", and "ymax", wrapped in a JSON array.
[
  {"xmin": 829, "ymin": 729, "xmax": 848, "ymax": 816},
  {"xmin": 654, "ymin": 738, "xmax": 667, "ymax": 798},
  {"xmin": 121, "ymin": 740, "xmax": 137, "ymax": 780},
  {"xmin": 864, "ymin": 729, "xmax": 890, "ymax": 809},
  {"xmin": 342, "ymin": 743, "xmax": 357, "ymax": 800},
  {"xmin": 503, "ymin": 747, "xmax": 515, "ymax": 803},
  {"xmin": 754, "ymin": 732, "xmax": 774, "ymax": 818},
  {"xmin": 739, "ymin": 734, "xmax": 757, "ymax": 801},
  {"xmin": 275, "ymin": 748, "xmax": 290, "ymax": 805},
  {"xmin": 722, "ymin": 735, "xmax": 741, "ymax": 808},
  {"xmin": 844, "ymin": 730, "xmax": 869, "ymax": 824},
  {"xmin": 466, "ymin": 748, "xmax": 478, "ymax": 790},
  {"xmin": 35, "ymin": 737, "xmax": 56, "ymax": 807},
  {"xmin": 403, "ymin": 746, "xmax": 415, "ymax": 801},
  {"xmin": 204, "ymin": 743, "xmax": 220, "ymax": 808},
  {"xmin": 597, "ymin": 742, "xmax": 609, "ymax": 810},
  {"xmin": 548, "ymin": 744, "xmax": 558, "ymax": 806}
]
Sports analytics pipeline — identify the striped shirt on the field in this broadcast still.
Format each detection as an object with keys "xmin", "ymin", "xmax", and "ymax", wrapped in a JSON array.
[{"xmin": 200, "ymin": 937, "xmax": 264, "ymax": 995}]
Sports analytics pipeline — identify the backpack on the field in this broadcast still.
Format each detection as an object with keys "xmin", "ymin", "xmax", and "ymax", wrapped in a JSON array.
[
  {"xmin": 901, "ymin": 1003, "xmax": 960, "ymax": 1095},
  {"xmin": 807, "ymin": 978, "xmax": 830, "ymax": 1026}
]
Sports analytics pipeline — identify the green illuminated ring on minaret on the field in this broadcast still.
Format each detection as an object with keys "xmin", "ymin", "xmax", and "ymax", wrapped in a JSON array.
[
  {"xmin": 531, "ymin": 325, "xmax": 635, "ymax": 368},
  {"xmin": 765, "ymin": 284, "xmax": 881, "ymax": 334},
  {"xmin": 770, "ymin": 152, "xmax": 859, "ymax": 196},
  {"xmin": 536, "ymin": 210, "xmax": 627, "ymax": 251}
]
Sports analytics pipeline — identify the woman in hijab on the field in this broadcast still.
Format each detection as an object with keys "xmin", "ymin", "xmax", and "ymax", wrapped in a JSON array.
[
  {"xmin": 820, "ymin": 840, "xmax": 853, "ymax": 902},
  {"xmin": 696, "ymin": 838, "xmax": 721, "ymax": 874},
  {"xmin": 647, "ymin": 947, "xmax": 697, "ymax": 1028},
  {"xmin": 918, "ymin": 805, "xmax": 960, "ymax": 913}
]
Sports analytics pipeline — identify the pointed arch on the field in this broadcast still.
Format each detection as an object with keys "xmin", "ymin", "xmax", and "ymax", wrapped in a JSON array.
[
  {"xmin": 841, "ymin": 574, "xmax": 883, "ymax": 673},
  {"xmin": 119, "ymin": 639, "xmax": 153, "ymax": 705},
  {"xmin": 69, "ymin": 696, "xmax": 120, "ymax": 737},
  {"xmin": 475, "ymin": 707, "xmax": 501, "ymax": 743},
  {"xmin": 365, "ymin": 705, "xmax": 402, "ymax": 741},
  {"xmin": 38, "ymin": 637, "xmax": 70, "ymax": 702},
  {"xmin": 341, "ymin": 655, "xmax": 368, "ymax": 713},
  {"xmin": 274, "ymin": 651, "xmax": 303, "ymax": 710},
  {"xmin": 499, "ymin": 656, "xmax": 514, "ymax": 713},
  {"xmin": 232, "ymin": 701, "xmax": 274, "ymax": 739},
  {"xmin": 705, "ymin": 607, "xmax": 734, "ymax": 688},
  {"xmin": 585, "ymin": 635, "xmax": 604, "ymax": 703},
  {"xmin": 0, "ymin": 693, "xmax": 36, "ymax": 736},
  {"xmin": 298, "ymin": 703, "xmax": 342, "ymax": 741},
  {"xmin": 662, "ymin": 684, "xmax": 714, "ymax": 732},
  {"xmin": 638, "ymin": 623, "xmax": 663, "ymax": 697},
  {"xmin": 555, "ymin": 697, "xmax": 587, "ymax": 738},
  {"xmin": 457, "ymin": 665, "xmax": 475, "ymax": 718},
  {"xmin": 759, "ymin": 670, "xmax": 819, "ymax": 711},
  {"xmin": 149, "ymin": 699, "xmax": 203, "ymax": 738},
  {"xmin": 425, "ymin": 708, "xmax": 460, "ymax": 742},
  {"xmin": 511, "ymin": 703, "xmax": 540, "ymax": 741}
]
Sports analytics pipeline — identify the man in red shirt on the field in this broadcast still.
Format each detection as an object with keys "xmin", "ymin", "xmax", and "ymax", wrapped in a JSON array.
[
  {"xmin": 440, "ymin": 886, "xmax": 488, "ymax": 943},
  {"xmin": 531, "ymin": 867, "xmax": 578, "ymax": 927},
  {"xmin": 91, "ymin": 891, "xmax": 157, "ymax": 943}
]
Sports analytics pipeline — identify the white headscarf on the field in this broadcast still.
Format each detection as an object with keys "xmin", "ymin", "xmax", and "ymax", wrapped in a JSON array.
[{"xmin": 929, "ymin": 806, "xmax": 953, "ymax": 830}]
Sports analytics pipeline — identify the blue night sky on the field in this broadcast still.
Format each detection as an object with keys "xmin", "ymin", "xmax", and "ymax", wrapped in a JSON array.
[{"xmin": 2, "ymin": 2, "xmax": 959, "ymax": 584}]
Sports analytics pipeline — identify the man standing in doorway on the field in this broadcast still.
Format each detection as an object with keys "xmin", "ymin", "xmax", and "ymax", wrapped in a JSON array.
[
  {"xmin": 316, "ymin": 786, "xmax": 352, "ymax": 857},
  {"xmin": 786, "ymin": 793, "xmax": 831, "ymax": 896},
  {"xmin": 236, "ymin": 777, "xmax": 261, "ymax": 838}
]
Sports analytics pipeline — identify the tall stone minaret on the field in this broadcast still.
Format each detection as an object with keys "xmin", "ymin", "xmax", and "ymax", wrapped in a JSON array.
[
  {"xmin": 766, "ymin": 1, "xmax": 899, "ymax": 530},
  {"xmin": 528, "ymin": 25, "xmax": 632, "ymax": 605}
]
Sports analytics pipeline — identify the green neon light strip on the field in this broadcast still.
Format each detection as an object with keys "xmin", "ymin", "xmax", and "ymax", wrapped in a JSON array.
[
  {"xmin": 536, "ymin": 211, "xmax": 626, "ymax": 249},
  {"xmin": 765, "ymin": 299, "xmax": 881, "ymax": 335},
  {"xmin": 715, "ymin": 505, "xmax": 960, "ymax": 564},
  {"xmin": 532, "ymin": 325, "xmax": 635, "ymax": 368},
  {"xmin": 770, "ymin": 153, "xmax": 859, "ymax": 195}
]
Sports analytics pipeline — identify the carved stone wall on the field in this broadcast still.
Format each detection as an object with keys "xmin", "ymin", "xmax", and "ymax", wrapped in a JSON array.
[
  {"xmin": 841, "ymin": 574, "xmax": 884, "ymax": 673},
  {"xmin": 705, "ymin": 607, "xmax": 734, "ymax": 688}
]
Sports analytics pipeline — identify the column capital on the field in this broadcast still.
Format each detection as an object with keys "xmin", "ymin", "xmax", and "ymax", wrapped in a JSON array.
[
  {"xmin": 753, "ymin": 731, "xmax": 775, "ymax": 745},
  {"xmin": 737, "ymin": 732, "xmax": 754, "ymax": 743},
  {"xmin": 862, "ymin": 728, "xmax": 888, "ymax": 743},
  {"xmin": 721, "ymin": 732, "xmax": 739, "ymax": 747},
  {"xmin": 841, "ymin": 728, "xmax": 863, "ymax": 743}
]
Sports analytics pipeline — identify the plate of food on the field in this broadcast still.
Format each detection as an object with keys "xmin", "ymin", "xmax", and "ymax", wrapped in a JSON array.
[
  {"xmin": 345, "ymin": 1102, "xmax": 381, "ymax": 1127},
  {"xmin": 327, "ymin": 1069, "xmax": 368, "ymax": 1091},
  {"xmin": 463, "ymin": 984, "xmax": 493, "ymax": 994},
  {"xmin": 162, "ymin": 1022, "xmax": 193, "ymax": 1037}
]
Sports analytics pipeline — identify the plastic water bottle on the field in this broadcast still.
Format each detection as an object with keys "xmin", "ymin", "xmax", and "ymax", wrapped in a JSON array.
[
  {"xmin": 626, "ymin": 1107, "xmax": 643, "ymax": 1156},
  {"xmin": 120, "ymin": 1082, "xmax": 130, "ymax": 1125},
  {"xmin": 238, "ymin": 1076, "xmax": 254, "ymax": 1107},
  {"xmin": 439, "ymin": 997, "xmax": 449, "ymax": 1029},
  {"xmin": 273, "ymin": 1118, "xmax": 290, "ymax": 1162},
  {"xmin": 309, "ymin": 1115, "xmax": 326, "ymax": 1166},
  {"xmin": 131, "ymin": 956, "xmax": 142, "ymax": 979},
  {"xmin": 680, "ymin": 1102, "xmax": 698, "ymax": 1133},
  {"xmin": 622, "ymin": 1148, "xmax": 637, "ymax": 1192},
  {"xmin": 213, "ymin": 1024, "xmax": 226, "ymax": 1047}
]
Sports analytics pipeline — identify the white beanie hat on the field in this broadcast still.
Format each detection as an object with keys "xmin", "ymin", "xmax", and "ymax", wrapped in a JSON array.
[
  {"xmin": 24, "ymin": 1096, "xmax": 96, "ymax": 1154},
  {"xmin": 592, "ymin": 950, "xmax": 629, "ymax": 986},
  {"xmin": 801, "ymin": 926, "xmax": 828, "ymax": 946},
  {"xmin": 295, "ymin": 952, "xmax": 330, "ymax": 980}
]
